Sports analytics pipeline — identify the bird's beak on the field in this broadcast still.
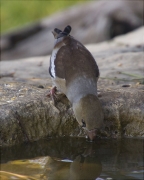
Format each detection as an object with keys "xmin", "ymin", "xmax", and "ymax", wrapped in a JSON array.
[{"xmin": 86, "ymin": 129, "xmax": 98, "ymax": 141}]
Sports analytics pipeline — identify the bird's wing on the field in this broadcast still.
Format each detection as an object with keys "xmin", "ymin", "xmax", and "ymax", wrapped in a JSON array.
[{"xmin": 55, "ymin": 38, "xmax": 99, "ymax": 82}]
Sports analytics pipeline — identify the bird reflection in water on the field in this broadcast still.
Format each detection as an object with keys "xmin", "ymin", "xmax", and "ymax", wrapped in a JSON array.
[
  {"xmin": 43, "ymin": 144, "xmax": 102, "ymax": 180},
  {"xmin": 69, "ymin": 145, "xmax": 102, "ymax": 180}
]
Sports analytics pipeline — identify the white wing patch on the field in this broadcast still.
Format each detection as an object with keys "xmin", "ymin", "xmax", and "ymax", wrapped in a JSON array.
[
  {"xmin": 50, "ymin": 37, "xmax": 65, "ymax": 78},
  {"xmin": 50, "ymin": 48, "xmax": 59, "ymax": 78}
]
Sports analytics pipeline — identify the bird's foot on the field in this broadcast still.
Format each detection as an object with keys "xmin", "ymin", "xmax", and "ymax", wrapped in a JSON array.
[{"xmin": 47, "ymin": 86, "xmax": 58, "ymax": 105}]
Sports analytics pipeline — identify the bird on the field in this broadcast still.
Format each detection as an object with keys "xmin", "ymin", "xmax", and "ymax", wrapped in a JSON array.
[{"xmin": 49, "ymin": 25, "xmax": 104, "ymax": 141}]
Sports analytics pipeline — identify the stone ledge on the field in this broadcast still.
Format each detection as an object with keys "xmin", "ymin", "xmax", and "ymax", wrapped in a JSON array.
[{"xmin": 0, "ymin": 82, "xmax": 143, "ymax": 147}]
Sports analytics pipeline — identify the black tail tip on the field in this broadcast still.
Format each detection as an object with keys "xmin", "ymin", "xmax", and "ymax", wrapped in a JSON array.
[
  {"xmin": 63, "ymin": 25, "xmax": 72, "ymax": 34},
  {"xmin": 54, "ymin": 28, "xmax": 62, "ymax": 34}
]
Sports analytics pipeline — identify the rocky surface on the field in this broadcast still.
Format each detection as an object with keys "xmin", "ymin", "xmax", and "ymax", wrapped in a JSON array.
[
  {"xmin": 0, "ymin": 27, "xmax": 144, "ymax": 147},
  {"xmin": 0, "ymin": 82, "xmax": 79, "ymax": 146},
  {"xmin": 1, "ymin": 0, "xmax": 143, "ymax": 60},
  {"xmin": 0, "ymin": 81, "xmax": 143, "ymax": 147}
]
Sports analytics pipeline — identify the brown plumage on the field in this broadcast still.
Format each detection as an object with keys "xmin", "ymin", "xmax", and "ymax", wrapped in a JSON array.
[{"xmin": 49, "ymin": 25, "xmax": 104, "ymax": 141}]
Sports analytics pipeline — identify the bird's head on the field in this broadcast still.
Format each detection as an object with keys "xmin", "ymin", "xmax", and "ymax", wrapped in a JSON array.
[{"xmin": 73, "ymin": 94, "xmax": 104, "ymax": 141}]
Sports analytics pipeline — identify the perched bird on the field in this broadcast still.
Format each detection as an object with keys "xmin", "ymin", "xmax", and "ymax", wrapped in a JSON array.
[{"xmin": 49, "ymin": 25, "xmax": 104, "ymax": 141}]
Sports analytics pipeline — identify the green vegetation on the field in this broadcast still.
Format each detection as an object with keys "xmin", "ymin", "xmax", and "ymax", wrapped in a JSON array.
[{"xmin": 1, "ymin": 0, "xmax": 87, "ymax": 33}]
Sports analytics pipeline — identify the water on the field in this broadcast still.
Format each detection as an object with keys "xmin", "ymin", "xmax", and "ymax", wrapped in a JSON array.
[{"xmin": 0, "ymin": 137, "xmax": 143, "ymax": 180}]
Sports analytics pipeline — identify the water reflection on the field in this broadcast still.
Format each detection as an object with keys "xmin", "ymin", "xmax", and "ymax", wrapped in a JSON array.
[
  {"xmin": 69, "ymin": 146, "xmax": 102, "ymax": 180},
  {"xmin": 0, "ymin": 138, "xmax": 144, "ymax": 180}
]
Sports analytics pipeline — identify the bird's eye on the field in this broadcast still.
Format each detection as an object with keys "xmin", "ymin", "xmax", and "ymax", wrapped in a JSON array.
[{"xmin": 81, "ymin": 119, "xmax": 86, "ymax": 127}]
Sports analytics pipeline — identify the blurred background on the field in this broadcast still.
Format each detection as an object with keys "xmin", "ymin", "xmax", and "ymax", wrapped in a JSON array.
[
  {"xmin": 0, "ymin": 0, "xmax": 143, "ymax": 60},
  {"xmin": 1, "ymin": 0, "xmax": 85, "ymax": 33}
]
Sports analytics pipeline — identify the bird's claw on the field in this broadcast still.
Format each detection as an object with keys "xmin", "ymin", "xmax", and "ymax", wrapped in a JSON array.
[{"xmin": 47, "ymin": 86, "xmax": 58, "ymax": 105}]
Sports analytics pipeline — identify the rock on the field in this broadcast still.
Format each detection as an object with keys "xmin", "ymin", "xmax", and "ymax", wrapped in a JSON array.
[
  {"xmin": 0, "ymin": 80, "xmax": 143, "ymax": 147},
  {"xmin": 1, "ymin": 0, "xmax": 143, "ymax": 60},
  {"xmin": 0, "ymin": 28, "xmax": 144, "ymax": 147},
  {"xmin": 0, "ymin": 82, "xmax": 81, "ymax": 147},
  {"xmin": 113, "ymin": 26, "xmax": 144, "ymax": 46}
]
